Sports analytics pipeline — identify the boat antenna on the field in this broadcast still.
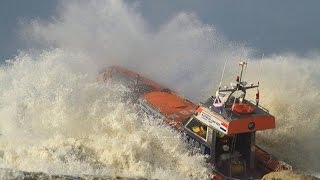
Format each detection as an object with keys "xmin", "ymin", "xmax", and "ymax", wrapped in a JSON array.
[
  {"xmin": 243, "ymin": 58, "xmax": 249, "ymax": 82},
  {"xmin": 232, "ymin": 61, "xmax": 247, "ymax": 111},
  {"xmin": 219, "ymin": 57, "xmax": 228, "ymax": 89},
  {"xmin": 254, "ymin": 54, "xmax": 264, "ymax": 106},
  {"xmin": 238, "ymin": 61, "xmax": 247, "ymax": 83},
  {"xmin": 258, "ymin": 53, "xmax": 264, "ymax": 84}
]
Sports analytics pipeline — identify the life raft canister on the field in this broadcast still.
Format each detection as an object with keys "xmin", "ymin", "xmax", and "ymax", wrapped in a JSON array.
[{"xmin": 232, "ymin": 103, "xmax": 254, "ymax": 114}]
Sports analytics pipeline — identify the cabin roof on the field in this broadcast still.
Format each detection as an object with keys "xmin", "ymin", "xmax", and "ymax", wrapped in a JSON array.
[
  {"xmin": 202, "ymin": 97, "xmax": 272, "ymax": 122},
  {"xmin": 194, "ymin": 98, "xmax": 275, "ymax": 135}
]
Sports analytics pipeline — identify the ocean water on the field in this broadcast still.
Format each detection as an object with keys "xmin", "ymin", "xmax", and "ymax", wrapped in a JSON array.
[{"xmin": 0, "ymin": 0, "xmax": 319, "ymax": 179}]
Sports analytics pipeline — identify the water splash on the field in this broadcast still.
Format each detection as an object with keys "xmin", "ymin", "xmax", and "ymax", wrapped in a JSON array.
[
  {"xmin": 0, "ymin": 50, "xmax": 210, "ymax": 179},
  {"xmin": 249, "ymin": 57, "xmax": 320, "ymax": 173}
]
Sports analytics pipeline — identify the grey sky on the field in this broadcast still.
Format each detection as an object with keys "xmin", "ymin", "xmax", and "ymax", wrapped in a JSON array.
[
  {"xmin": 0, "ymin": 0, "xmax": 56, "ymax": 59},
  {"xmin": 139, "ymin": 0, "xmax": 320, "ymax": 55},
  {"xmin": 1, "ymin": 0, "xmax": 320, "ymax": 59}
]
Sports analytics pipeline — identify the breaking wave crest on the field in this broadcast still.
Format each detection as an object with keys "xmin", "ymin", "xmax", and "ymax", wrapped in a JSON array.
[
  {"xmin": 249, "ymin": 57, "xmax": 320, "ymax": 174},
  {"xmin": 0, "ymin": 0, "xmax": 319, "ymax": 178},
  {"xmin": 0, "ymin": 50, "xmax": 210, "ymax": 179}
]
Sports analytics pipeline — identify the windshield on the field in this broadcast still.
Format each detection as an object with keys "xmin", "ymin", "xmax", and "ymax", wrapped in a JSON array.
[{"xmin": 186, "ymin": 117, "xmax": 208, "ymax": 141}]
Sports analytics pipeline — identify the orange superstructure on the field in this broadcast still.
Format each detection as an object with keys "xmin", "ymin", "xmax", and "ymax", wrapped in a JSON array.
[{"xmin": 194, "ymin": 106, "xmax": 275, "ymax": 135}]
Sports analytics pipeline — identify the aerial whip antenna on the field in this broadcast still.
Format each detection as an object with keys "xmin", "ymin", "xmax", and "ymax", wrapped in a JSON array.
[
  {"xmin": 212, "ymin": 57, "xmax": 228, "ymax": 113},
  {"xmin": 255, "ymin": 54, "xmax": 264, "ymax": 106},
  {"xmin": 232, "ymin": 61, "xmax": 247, "ymax": 111},
  {"xmin": 258, "ymin": 53, "xmax": 264, "ymax": 82},
  {"xmin": 243, "ymin": 58, "xmax": 249, "ymax": 82},
  {"xmin": 219, "ymin": 56, "xmax": 228, "ymax": 89}
]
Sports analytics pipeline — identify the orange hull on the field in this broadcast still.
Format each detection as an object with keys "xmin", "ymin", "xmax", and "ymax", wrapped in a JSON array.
[{"xmin": 255, "ymin": 146, "xmax": 291, "ymax": 172}]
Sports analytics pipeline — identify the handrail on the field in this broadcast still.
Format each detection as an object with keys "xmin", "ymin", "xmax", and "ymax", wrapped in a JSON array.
[{"xmin": 249, "ymin": 100, "xmax": 269, "ymax": 113}]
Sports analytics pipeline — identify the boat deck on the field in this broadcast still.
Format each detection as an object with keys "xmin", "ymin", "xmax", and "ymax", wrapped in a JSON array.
[{"xmin": 202, "ymin": 97, "xmax": 272, "ymax": 122}]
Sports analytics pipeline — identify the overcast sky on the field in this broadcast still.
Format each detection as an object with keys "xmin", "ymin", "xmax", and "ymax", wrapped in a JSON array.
[
  {"xmin": 1, "ymin": 0, "xmax": 320, "ymax": 60},
  {"xmin": 0, "ymin": 0, "xmax": 56, "ymax": 59}
]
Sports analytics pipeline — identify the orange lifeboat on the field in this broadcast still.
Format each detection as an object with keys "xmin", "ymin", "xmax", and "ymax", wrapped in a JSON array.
[
  {"xmin": 232, "ymin": 103, "xmax": 254, "ymax": 114},
  {"xmin": 98, "ymin": 63, "xmax": 291, "ymax": 180}
]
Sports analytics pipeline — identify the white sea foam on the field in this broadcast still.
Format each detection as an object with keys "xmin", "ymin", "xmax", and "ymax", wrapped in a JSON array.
[
  {"xmin": 0, "ymin": 50, "xmax": 210, "ymax": 179},
  {"xmin": 0, "ymin": 0, "xmax": 319, "ymax": 178},
  {"xmin": 248, "ymin": 57, "xmax": 320, "ymax": 173}
]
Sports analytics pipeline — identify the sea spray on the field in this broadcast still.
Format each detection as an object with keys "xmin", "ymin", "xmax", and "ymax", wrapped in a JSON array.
[
  {"xmin": 0, "ymin": 50, "xmax": 210, "ymax": 179},
  {"xmin": 23, "ymin": 0, "xmax": 249, "ymax": 101},
  {"xmin": 249, "ymin": 57, "xmax": 320, "ymax": 172}
]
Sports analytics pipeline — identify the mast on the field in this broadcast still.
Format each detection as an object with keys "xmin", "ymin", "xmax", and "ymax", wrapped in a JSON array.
[{"xmin": 238, "ymin": 61, "xmax": 247, "ymax": 84}]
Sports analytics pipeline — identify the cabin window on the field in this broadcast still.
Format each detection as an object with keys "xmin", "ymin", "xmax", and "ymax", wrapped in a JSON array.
[{"xmin": 186, "ymin": 117, "xmax": 208, "ymax": 141}]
